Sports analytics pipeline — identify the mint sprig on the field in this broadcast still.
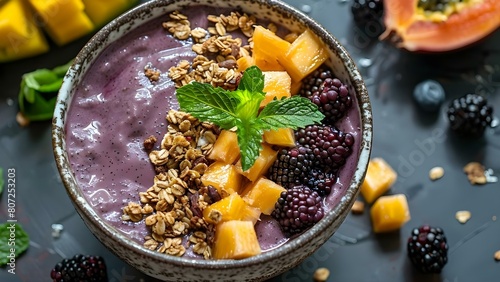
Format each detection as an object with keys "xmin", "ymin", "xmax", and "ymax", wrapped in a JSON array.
[{"xmin": 176, "ymin": 66, "xmax": 324, "ymax": 171}]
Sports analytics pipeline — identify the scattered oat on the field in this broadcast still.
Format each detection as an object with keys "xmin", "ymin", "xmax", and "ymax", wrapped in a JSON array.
[
  {"xmin": 313, "ymin": 267, "xmax": 330, "ymax": 282},
  {"xmin": 351, "ymin": 201, "xmax": 364, "ymax": 215},
  {"xmin": 429, "ymin": 166, "xmax": 444, "ymax": 181},
  {"xmin": 494, "ymin": 250, "xmax": 500, "ymax": 261},
  {"xmin": 51, "ymin": 223, "xmax": 64, "ymax": 238},
  {"xmin": 463, "ymin": 162, "xmax": 487, "ymax": 184},
  {"xmin": 144, "ymin": 67, "xmax": 161, "ymax": 82},
  {"xmin": 16, "ymin": 112, "xmax": 30, "ymax": 127},
  {"xmin": 455, "ymin": 210, "xmax": 471, "ymax": 224}
]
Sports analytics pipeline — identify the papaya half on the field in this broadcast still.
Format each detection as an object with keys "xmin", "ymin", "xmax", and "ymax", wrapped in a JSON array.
[{"xmin": 382, "ymin": 0, "xmax": 500, "ymax": 52}]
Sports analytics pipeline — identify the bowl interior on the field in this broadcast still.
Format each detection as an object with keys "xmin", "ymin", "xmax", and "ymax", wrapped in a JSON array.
[{"xmin": 53, "ymin": 0, "xmax": 372, "ymax": 276}]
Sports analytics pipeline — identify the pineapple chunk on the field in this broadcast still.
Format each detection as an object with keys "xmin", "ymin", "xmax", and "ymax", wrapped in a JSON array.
[
  {"xmin": 203, "ymin": 193, "xmax": 261, "ymax": 225},
  {"xmin": 370, "ymin": 194, "xmax": 410, "ymax": 233},
  {"xmin": 279, "ymin": 29, "xmax": 329, "ymax": 82},
  {"xmin": 83, "ymin": 0, "xmax": 137, "ymax": 27},
  {"xmin": 201, "ymin": 162, "xmax": 242, "ymax": 197},
  {"xmin": 212, "ymin": 220, "xmax": 262, "ymax": 259},
  {"xmin": 237, "ymin": 56, "xmax": 255, "ymax": 72},
  {"xmin": 235, "ymin": 143, "xmax": 278, "ymax": 182},
  {"xmin": 263, "ymin": 128, "xmax": 295, "ymax": 147},
  {"xmin": 208, "ymin": 130, "xmax": 240, "ymax": 164},
  {"xmin": 360, "ymin": 158, "xmax": 398, "ymax": 203},
  {"xmin": 241, "ymin": 177, "xmax": 286, "ymax": 215},
  {"xmin": 252, "ymin": 25, "xmax": 290, "ymax": 71},
  {"xmin": 260, "ymin": 71, "xmax": 292, "ymax": 107}
]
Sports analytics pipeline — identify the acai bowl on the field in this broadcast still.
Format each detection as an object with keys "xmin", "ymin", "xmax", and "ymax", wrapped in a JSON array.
[{"xmin": 52, "ymin": 0, "xmax": 372, "ymax": 281}]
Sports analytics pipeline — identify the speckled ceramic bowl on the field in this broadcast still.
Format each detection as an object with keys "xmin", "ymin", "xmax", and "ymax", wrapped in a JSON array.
[{"xmin": 52, "ymin": 0, "xmax": 372, "ymax": 281}]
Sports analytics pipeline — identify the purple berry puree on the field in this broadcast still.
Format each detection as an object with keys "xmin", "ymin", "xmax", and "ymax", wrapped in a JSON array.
[{"xmin": 65, "ymin": 6, "xmax": 361, "ymax": 255}]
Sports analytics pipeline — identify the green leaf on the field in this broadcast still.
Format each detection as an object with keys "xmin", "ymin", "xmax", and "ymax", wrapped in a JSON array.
[
  {"xmin": 0, "ymin": 168, "xmax": 3, "ymax": 196},
  {"xmin": 237, "ymin": 66, "xmax": 265, "ymax": 95},
  {"xmin": 0, "ymin": 223, "xmax": 30, "ymax": 266},
  {"xmin": 236, "ymin": 119, "xmax": 264, "ymax": 171},
  {"xmin": 24, "ymin": 69, "xmax": 59, "ymax": 93},
  {"xmin": 176, "ymin": 82, "xmax": 240, "ymax": 130},
  {"xmin": 258, "ymin": 95, "xmax": 324, "ymax": 130},
  {"xmin": 19, "ymin": 92, "xmax": 57, "ymax": 121}
]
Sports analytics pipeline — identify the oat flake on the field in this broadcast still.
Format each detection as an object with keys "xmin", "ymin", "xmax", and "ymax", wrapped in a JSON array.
[{"xmin": 455, "ymin": 210, "xmax": 471, "ymax": 224}]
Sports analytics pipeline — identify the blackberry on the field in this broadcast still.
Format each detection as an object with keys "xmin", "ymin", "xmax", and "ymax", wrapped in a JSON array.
[
  {"xmin": 50, "ymin": 254, "xmax": 108, "ymax": 282},
  {"xmin": 413, "ymin": 79, "xmax": 446, "ymax": 112},
  {"xmin": 305, "ymin": 168, "xmax": 336, "ymax": 197},
  {"xmin": 299, "ymin": 65, "xmax": 333, "ymax": 99},
  {"xmin": 447, "ymin": 93, "xmax": 494, "ymax": 137},
  {"xmin": 295, "ymin": 125, "xmax": 354, "ymax": 170},
  {"xmin": 272, "ymin": 185, "xmax": 324, "ymax": 236},
  {"xmin": 407, "ymin": 225, "xmax": 448, "ymax": 273},
  {"xmin": 268, "ymin": 146, "xmax": 314, "ymax": 189},
  {"xmin": 309, "ymin": 78, "xmax": 352, "ymax": 124},
  {"xmin": 351, "ymin": 0, "xmax": 385, "ymax": 38}
]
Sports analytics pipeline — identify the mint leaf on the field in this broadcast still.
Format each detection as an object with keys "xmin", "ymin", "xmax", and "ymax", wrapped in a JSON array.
[
  {"xmin": 237, "ymin": 66, "xmax": 265, "ymax": 95},
  {"xmin": 176, "ymin": 82, "xmax": 240, "ymax": 130},
  {"xmin": 236, "ymin": 119, "xmax": 265, "ymax": 171},
  {"xmin": 0, "ymin": 168, "xmax": 3, "ymax": 196},
  {"xmin": 0, "ymin": 223, "xmax": 29, "ymax": 266},
  {"xmin": 258, "ymin": 95, "xmax": 324, "ymax": 130}
]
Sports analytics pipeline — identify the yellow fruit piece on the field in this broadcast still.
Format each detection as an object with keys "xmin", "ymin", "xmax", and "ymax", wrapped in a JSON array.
[
  {"xmin": 203, "ymin": 193, "xmax": 261, "ymax": 225},
  {"xmin": 83, "ymin": 0, "xmax": 136, "ymax": 27},
  {"xmin": 201, "ymin": 161, "xmax": 242, "ymax": 197},
  {"xmin": 252, "ymin": 25, "xmax": 290, "ymax": 71},
  {"xmin": 360, "ymin": 158, "xmax": 398, "ymax": 203},
  {"xmin": 0, "ymin": 0, "xmax": 49, "ymax": 62},
  {"xmin": 29, "ymin": 0, "xmax": 94, "ymax": 45},
  {"xmin": 260, "ymin": 71, "xmax": 291, "ymax": 107},
  {"xmin": 235, "ymin": 143, "xmax": 278, "ymax": 182},
  {"xmin": 212, "ymin": 220, "xmax": 262, "ymax": 259},
  {"xmin": 241, "ymin": 177, "xmax": 286, "ymax": 215},
  {"xmin": 370, "ymin": 194, "xmax": 410, "ymax": 233},
  {"xmin": 290, "ymin": 79, "xmax": 302, "ymax": 96},
  {"xmin": 263, "ymin": 128, "xmax": 295, "ymax": 147},
  {"xmin": 208, "ymin": 130, "xmax": 240, "ymax": 164},
  {"xmin": 280, "ymin": 29, "xmax": 329, "ymax": 82},
  {"xmin": 236, "ymin": 56, "xmax": 255, "ymax": 72}
]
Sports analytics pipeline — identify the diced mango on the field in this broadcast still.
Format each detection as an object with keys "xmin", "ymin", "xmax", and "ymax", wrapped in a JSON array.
[
  {"xmin": 83, "ymin": 0, "xmax": 137, "ymax": 27},
  {"xmin": 201, "ymin": 162, "xmax": 242, "ymax": 197},
  {"xmin": 203, "ymin": 193, "xmax": 261, "ymax": 225},
  {"xmin": 252, "ymin": 25, "xmax": 290, "ymax": 71},
  {"xmin": 361, "ymin": 158, "xmax": 398, "ymax": 203},
  {"xmin": 241, "ymin": 177, "xmax": 286, "ymax": 215},
  {"xmin": 235, "ymin": 143, "xmax": 278, "ymax": 182},
  {"xmin": 0, "ymin": 0, "xmax": 49, "ymax": 62},
  {"xmin": 263, "ymin": 128, "xmax": 295, "ymax": 147},
  {"xmin": 208, "ymin": 130, "xmax": 240, "ymax": 164},
  {"xmin": 212, "ymin": 220, "xmax": 262, "ymax": 259},
  {"xmin": 279, "ymin": 29, "xmax": 329, "ymax": 82},
  {"xmin": 370, "ymin": 194, "xmax": 410, "ymax": 233},
  {"xmin": 290, "ymin": 80, "xmax": 302, "ymax": 96},
  {"xmin": 260, "ymin": 71, "xmax": 292, "ymax": 107},
  {"xmin": 237, "ymin": 56, "xmax": 255, "ymax": 72}
]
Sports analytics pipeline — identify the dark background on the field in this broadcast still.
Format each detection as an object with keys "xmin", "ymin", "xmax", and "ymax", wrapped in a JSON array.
[{"xmin": 1, "ymin": 0, "xmax": 499, "ymax": 281}]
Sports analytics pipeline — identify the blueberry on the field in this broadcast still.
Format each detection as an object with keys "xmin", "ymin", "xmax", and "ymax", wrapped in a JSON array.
[{"xmin": 413, "ymin": 79, "xmax": 446, "ymax": 112}]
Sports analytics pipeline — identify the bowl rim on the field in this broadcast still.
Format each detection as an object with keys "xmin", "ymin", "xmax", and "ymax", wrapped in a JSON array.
[{"xmin": 52, "ymin": 0, "xmax": 372, "ymax": 270}]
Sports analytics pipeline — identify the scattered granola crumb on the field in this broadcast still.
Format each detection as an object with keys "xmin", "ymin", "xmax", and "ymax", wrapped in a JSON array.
[
  {"xmin": 494, "ymin": 250, "xmax": 500, "ymax": 261},
  {"xmin": 145, "ymin": 67, "xmax": 161, "ymax": 82},
  {"xmin": 429, "ymin": 166, "xmax": 444, "ymax": 181},
  {"xmin": 351, "ymin": 201, "xmax": 364, "ymax": 215},
  {"xmin": 463, "ymin": 162, "xmax": 487, "ymax": 185},
  {"xmin": 51, "ymin": 223, "xmax": 64, "ymax": 238},
  {"xmin": 16, "ymin": 112, "xmax": 30, "ymax": 127},
  {"xmin": 455, "ymin": 210, "xmax": 471, "ymax": 224},
  {"xmin": 143, "ymin": 135, "xmax": 157, "ymax": 151},
  {"xmin": 313, "ymin": 267, "xmax": 330, "ymax": 282}
]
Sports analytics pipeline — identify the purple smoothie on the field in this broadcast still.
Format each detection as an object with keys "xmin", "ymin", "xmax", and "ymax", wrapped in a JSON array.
[{"xmin": 65, "ymin": 5, "xmax": 361, "ymax": 255}]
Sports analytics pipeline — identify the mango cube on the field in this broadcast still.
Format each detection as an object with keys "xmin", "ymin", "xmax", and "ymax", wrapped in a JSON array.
[
  {"xmin": 235, "ymin": 143, "xmax": 278, "ymax": 182},
  {"xmin": 361, "ymin": 158, "xmax": 398, "ymax": 203},
  {"xmin": 83, "ymin": 0, "xmax": 136, "ymax": 27},
  {"xmin": 370, "ymin": 194, "xmax": 410, "ymax": 233},
  {"xmin": 241, "ymin": 177, "xmax": 286, "ymax": 215},
  {"xmin": 237, "ymin": 56, "xmax": 255, "ymax": 72},
  {"xmin": 208, "ymin": 130, "xmax": 240, "ymax": 164},
  {"xmin": 201, "ymin": 162, "xmax": 242, "ymax": 197},
  {"xmin": 263, "ymin": 128, "xmax": 295, "ymax": 147},
  {"xmin": 212, "ymin": 220, "xmax": 262, "ymax": 259},
  {"xmin": 260, "ymin": 71, "xmax": 292, "ymax": 107},
  {"xmin": 0, "ymin": 0, "xmax": 49, "ymax": 62},
  {"xmin": 203, "ymin": 193, "xmax": 261, "ymax": 225},
  {"xmin": 252, "ymin": 25, "xmax": 290, "ymax": 71},
  {"xmin": 279, "ymin": 29, "xmax": 329, "ymax": 82}
]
